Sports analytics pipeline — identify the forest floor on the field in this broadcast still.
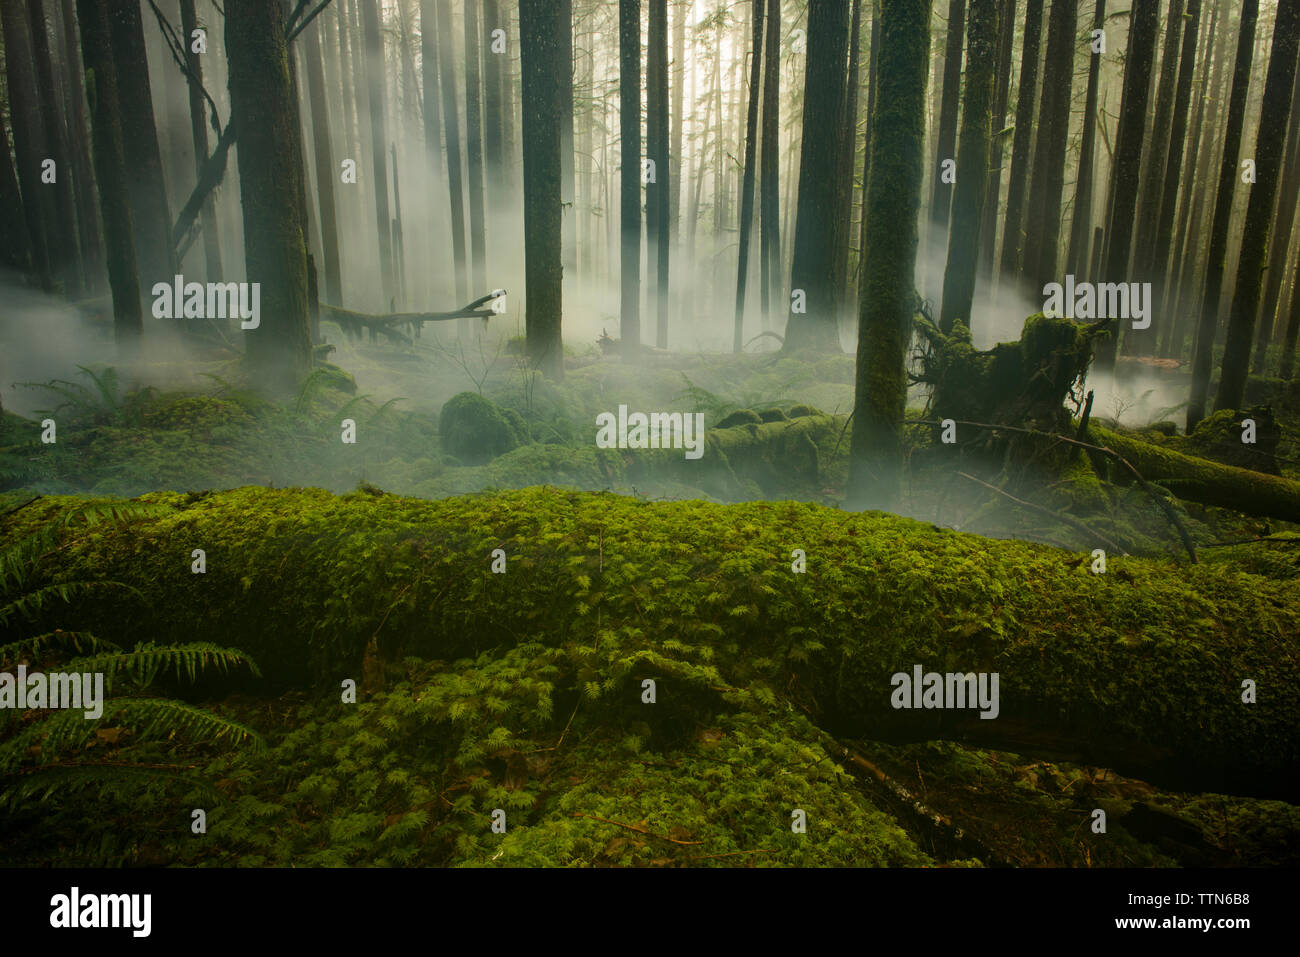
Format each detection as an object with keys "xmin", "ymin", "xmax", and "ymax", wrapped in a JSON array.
[{"xmin": 2, "ymin": 321, "xmax": 1298, "ymax": 867}]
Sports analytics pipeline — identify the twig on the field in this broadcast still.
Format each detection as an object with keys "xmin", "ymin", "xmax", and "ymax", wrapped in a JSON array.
[
  {"xmin": 957, "ymin": 471, "xmax": 1129, "ymax": 556},
  {"xmin": 571, "ymin": 812, "xmax": 704, "ymax": 846}
]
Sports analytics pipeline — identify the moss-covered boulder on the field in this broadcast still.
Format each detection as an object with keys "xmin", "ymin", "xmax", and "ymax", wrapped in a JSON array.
[
  {"xmin": 787, "ymin": 404, "xmax": 824, "ymax": 418},
  {"xmin": 1186, "ymin": 406, "xmax": 1280, "ymax": 474},
  {"xmin": 438, "ymin": 391, "xmax": 521, "ymax": 465},
  {"xmin": 757, "ymin": 408, "xmax": 788, "ymax": 423},
  {"xmin": 716, "ymin": 409, "xmax": 762, "ymax": 429}
]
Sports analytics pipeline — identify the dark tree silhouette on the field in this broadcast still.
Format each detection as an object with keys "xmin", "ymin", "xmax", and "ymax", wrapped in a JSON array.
[
  {"xmin": 180, "ymin": 0, "xmax": 224, "ymax": 284},
  {"xmin": 733, "ymin": 0, "xmax": 765, "ymax": 352},
  {"xmin": 997, "ymin": 0, "xmax": 1042, "ymax": 284},
  {"xmin": 1, "ymin": 0, "xmax": 54, "ymax": 290},
  {"xmin": 464, "ymin": 0, "xmax": 488, "ymax": 293},
  {"xmin": 1065, "ymin": 0, "xmax": 1107, "ymax": 276},
  {"xmin": 303, "ymin": 17, "xmax": 342, "ymax": 307},
  {"xmin": 619, "ymin": 0, "xmax": 641, "ymax": 356},
  {"xmin": 360, "ymin": 0, "xmax": 395, "ymax": 304},
  {"xmin": 435, "ymin": 0, "xmax": 468, "ymax": 302},
  {"xmin": 1215, "ymin": 0, "xmax": 1300, "ymax": 412},
  {"xmin": 939, "ymin": 0, "xmax": 999, "ymax": 333},
  {"xmin": 519, "ymin": 0, "xmax": 563, "ymax": 378},
  {"xmin": 759, "ymin": 0, "xmax": 782, "ymax": 327},
  {"xmin": 1187, "ymin": 0, "xmax": 1259, "ymax": 427},
  {"xmin": 647, "ymin": 0, "xmax": 670, "ymax": 348},
  {"xmin": 929, "ymin": 0, "xmax": 965, "ymax": 231}
]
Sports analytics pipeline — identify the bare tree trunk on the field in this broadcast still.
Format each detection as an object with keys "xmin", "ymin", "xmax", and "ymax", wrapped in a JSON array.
[
  {"xmin": 180, "ymin": 0, "xmax": 224, "ymax": 285},
  {"xmin": 648, "ymin": 0, "xmax": 670, "ymax": 348},
  {"xmin": 759, "ymin": 0, "xmax": 781, "ymax": 330},
  {"xmin": 519, "ymin": 0, "xmax": 563, "ymax": 378},
  {"xmin": 1186, "ymin": 0, "xmax": 1259, "ymax": 425},
  {"xmin": 929, "ymin": 0, "xmax": 964, "ymax": 230},
  {"xmin": 302, "ymin": 15, "xmax": 342, "ymax": 306},
  {"xmin": 58, "ymin": 0, "xmax": 103, "ymax": 290},
  {"xmin": 464, "ymin": 0, "xmax": 487, "ymax": 294},
  {"xmin": 75, "ymin": 0, "xmax": 141, "ymax": 346},
  {"xmin": 733, "ymin": 0, "xmax": 765, "ymax": 352},
  {"xmin": 1252, "ymin": 55, "xmax": 1300, "ymax": 373},
  {"xmin": 1, "ymin": 0, "xmax": 54, "ymax": 290},
  {"xmin": 436, "ymin": 0, "xmax": 468, "ymax": 302},
  {"xmin": 977, "ymin": 0, "xmax": 1014, "ymax": 279},
  {"xmin": 1065, "ymin": 0, "xmax": 1107, "ymax": 277},
  {"xmin": 360, "ymin": 0, "xmax": 395, "ymax": 305},
  {"xmin": 997, "ymin": 0, "xmax": 1042, "ymax": 286},
  {"xmin": 619, "ymin": 0, "xmax": 641, "ymax": 355}
]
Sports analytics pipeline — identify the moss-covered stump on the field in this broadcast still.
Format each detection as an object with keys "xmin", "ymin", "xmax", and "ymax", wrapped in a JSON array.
[
  {"xmin": 1094, "ymin": 426, "xmax": 1300, "ymax": 523},
  {"xmin": 1185, "ymin": 407, "xmax": 1281, "ymax": 474},
  {"xmin": 8, "ymin": 486, "xmax": 1298, "ymax": 800}
]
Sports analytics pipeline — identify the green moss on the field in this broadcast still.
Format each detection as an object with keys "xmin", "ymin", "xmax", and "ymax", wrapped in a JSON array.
[
  {"xmin": 757, "ymin": 408, "xmax": 788, "ymax": 423},
  {"xmin": 716, "ymin": 409, "xmax": 763, "ymax": 428},
  {"xmin": 439, "ymin": 392, "xmax": 522, "ymax": 465}
]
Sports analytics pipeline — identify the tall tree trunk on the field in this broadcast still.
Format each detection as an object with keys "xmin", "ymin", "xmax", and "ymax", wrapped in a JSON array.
[
  {"xmin": 1065, "ymin": 0, "xmax": 1107, "ymax": 276},
  {"xmin": 1214, "ymin": 0, "xmax": 1300, "ymax": 412},
  {"xmin": 831, "ymin": 0, "xmax": 864, "ymax": 320},
  {"xmin": 59, "ymin": 0, "xmax": 103, "ymax": 290},
  {"xmin": 1253, "ymin": 55, "xmax": 1300, "ymax": 372},
  {"xmin": 226, "ymin": 0, "xmax": 311, "ymax": 388},
  {"xmin": 647, "ymin": 0, "xmax": 669, "ymax": 348},
  {"xmin": 435, "ymin": 0, "xmax": 468, "ymax": 301},
  {"xmin": 519, "ymin": 0, "xmax": 563, "ymax": 378},
  {"xmin": 1145, "ymin": 0, "xmax": 1200, "ymax": 355},
  {"xmin": 75, "ymin": 0, "xmax": 140, "ymax": 344},
  {"xmin": 619, "ymin": 0, "xmax": 641, "ymax": 356},
  {"xmin": 339, "ymin": 0, "xmax": 358, "ymax": 161},
  {"xmin": 482, "ymin": 0, "xmax": 504, "ymax": 196},
  {"xmin": 669, "ymin": 0, "xmax": 685, "ymax": 246},
  {"xmin": 858, "ymin": 0, "xmax": 881, "ymax": 298},
  {"xmin": 26, "ymin": 0, "xmax": 83, "ymax": 295},
  {"xmin": 733, "ymin": 0, "xmax": 765, "ymax": 352},
  {"xmin": 1021, "ymin": 0, "xmax": 1076, "ymax": 291},
  {"xmin": 1, "ymin": 0, "xmax": 54, "ymax": 290},
  {"xmin": 759, "ymin": 0, "xmax": 781, "ymax": 329},
  {"xmin": 107, "ymin": 0, "xmax": 174, "ymax": 307},
  {"xmin": 781, "ymin": 0, "xmax": 850, "ymax": 354},
  {"xmin": 421, "ymin": 0, "xmax": 443, "ymax": 179},
  {"xmin": 360, "ymin": 0, "xmax": 394, "ymax": 305},
  {"xmin": 938, "ymin": 0, "xmax": 999, "ymax": 333},
  {"xmin": 929, "ymin": 0, "xmax": 964, "ymax": 230},
  {"xmin": 180, "ymin": 0, "xmax": 224, "ymax": 285},
  {"xmin": 464, "ymin": 0, "xmax": 487, "ymax": 294},
  {"xmin": 557, "ymin": 0, "xmax": 576, "ymax": 276},
  {"xmin": 0, "ymin": 106, "xmax": 30, "ymax": 272},
  {"xmin": 977, "ymin": 0, "xmax": 1015, "ymax": 279},
  {"xmin": 997, "ymin": 0, "xmax": 1042, "ymax": 285},
  {"xmin": 848, "ymin": 0, "xmax": 933, "ymax": 511},
  {"xmin": 1186, "ymin": 0, "xmax": 1259, "ymax": 426},
  {"xmin": 1092, "ymin": 0, "xmax": 1159, "ymax": 371},
  {"xmin": 302, "ymin": 15, "xmax": 342, "ymax": 306}
]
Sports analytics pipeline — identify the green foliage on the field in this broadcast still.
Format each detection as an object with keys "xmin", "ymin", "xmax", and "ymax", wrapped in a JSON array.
[{"xmin": 439, "ymin": 391, "xmax": 523, "ymax": 465}]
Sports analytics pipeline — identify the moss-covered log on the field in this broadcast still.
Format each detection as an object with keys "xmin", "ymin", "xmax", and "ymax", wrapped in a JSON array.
[
  {"xmin": 1093, "ymin": 426, "xmax": 1300, "ymax": 524},
  {"xmin": 8, "ymin": 486, "xmax": 1298, "ymax": 800}
]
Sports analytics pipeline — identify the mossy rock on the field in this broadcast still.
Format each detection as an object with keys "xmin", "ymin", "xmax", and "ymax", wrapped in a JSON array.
[
  {"xmin": 1145, "ymin": 421, "xmax": 1177, "ymax": 437},
  {"xmin": 143, "ymin": 395, "xmax": 254, "ymax": 434},
  {"xmin": 787, "ymin": 403, "xmax": 823, "ymax": 418},
  {"xmin": 716, "ymin": 409, "xmax": 762, "ymax": 429},
  {"xmin": 757, "ymin": 408, "xmax": 788, "ymax": 423},
  {"xmin": 438, "ymin": 391, "xmax": 521, "ymax": 465}
]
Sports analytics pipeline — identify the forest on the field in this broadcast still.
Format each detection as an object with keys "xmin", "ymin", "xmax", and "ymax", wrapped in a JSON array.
[{"xmin": 1, "ymin": 0, "xmax": 1299, "ymax": 870}]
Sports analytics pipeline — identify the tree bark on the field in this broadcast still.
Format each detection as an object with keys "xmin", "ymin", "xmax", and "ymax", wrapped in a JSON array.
[
  {"xmin": 519, "ymin": 0, "xmax": 563, "ymax": 378},
  {"xmin": 464, "ymin": 0, "xmax": 487, "ymax": 294},
  {"xmin": 1065, "ymin": 0, "xmax": 1107, "ymax": 277},
  {"xmin": 435, "ymin": 0, "xmax": 468, "ymax": 302},
  {"xmin": 759, "ymin": 0, "xmax": 782, "ymax": 330},
  {"xmin": 929, "ymin": 0, "xmax": 964, "ymax": 231},
  {"xmin": 360, "ymin": 0, "xmax": 395, "ymax": 306},
  {"xmin": 1252, "ymin": 56, "xmax": 1300, "ymax": 373},
  {"xmin": 226, "ymin": 0, "xmax": 312, "ymax": 390},
  {"xmin": 1214, "ymin": 0, "xmax": 1300, "ymax": 413},
  {"xmin": 938, "ymin": 0, "xmax": 999, "ymax": 333},
  {"xmin": 977, "ymin": 0, "xmax": 1015, "ymax": 280},
  {"xmin": 1, "ymin": 0, "xmax": 54, "ymax": 290},
  {"xmin": 848, "ymin": 0, "xmax": 932, "ymax": 510},
  {"xmin": 1186, "ymin": 0, "xmax": 1259, "ymax": 426},
  {"xmin": 781, "ymin": 0, "xmax": 850, "ymax": 354},
  {"xmin": 733, "ymin": 0, "xmax": 765, "ymax": 353},
  {"xmin": 180, "ymin": 0, "xmax": 224, "ymax": 285},
  {"xmin": 302, "ymin": 15, "xmax": 341, "ymax": 307},
  {"xmin": 647, "ymin": 0, "xmax": 669, "ymax": 348},
  {"xmin": 996, "ymin": 0, "xmax": 1042, "ymax": 285},
  {"xmin": 618, "ymin": 0, "xmax": 641, "ymax": 357}
]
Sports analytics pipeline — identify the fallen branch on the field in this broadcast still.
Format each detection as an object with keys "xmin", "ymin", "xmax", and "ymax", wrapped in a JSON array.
[
  {"xmin": 570, "ymin": 812, "xmax": 704, "ymax": 846},
  {"xmin": 957, "ymin": 471, "xmax": 1129, "ymax": 556}
]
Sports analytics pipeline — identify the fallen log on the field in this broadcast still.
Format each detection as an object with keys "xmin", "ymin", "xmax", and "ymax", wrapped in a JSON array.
[
  {"xmin": 1092, "ymin": 426, "xmax": 1300, "ymax": 525},
  {"xmin": 10, "ymin": 487, "xmax": 1298, "ymax": 800},
  {"xmin": 319, "ymin": 291, "xmax": 504, "ymax": 343}
]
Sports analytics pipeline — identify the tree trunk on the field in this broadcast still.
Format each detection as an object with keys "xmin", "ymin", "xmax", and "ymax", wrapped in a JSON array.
[
  {"xmin": 301, "ymin": 17, "xmax": 342, "ymax": 307},
  {"xmin": 1252, "ymin": 57, "xmax": 1300, "ymax": 373},
  {"xmin": 938, "ymin": 0, "xmax": 999, "ymax": 333},
  {"xmin": 929, "ymin": 0, "xmax": 965, "ymax": 231},
  {"xmin": 977, "ymin": 0, "xmax": 1015, "ymax": 279},
  {"xmin": 519, "ymin": 0, "xmax": 563, "ymax": 378},
  {"xmin": 781, "ymin": 0, "xmax": 850, "ymax": 354},
  {"xmin": 1, "ymin": 0, "xmax": 54, "ymax": 290},
  {"xmin": 464, "ymin": 0, "xmax": 487, "ymax": 294},
  {"xmin": 669, "ymin": 0, "xmax": 685, "ymax": 246},
  {"xmin": 420, "ymin": 0, "xmax": 443, "ymax": 179},
  {"xmin": 75, "ymin": 0, "xmax": 141, "ymax": 346},
  {"xmin": 180, "ymin": 0, "xmax": 224, "ymax": 285},
  {"xmin": 558, "ymin": 0, "xmax": 576, "ymax": 276},
  {"xmin": 26, "ymin": 0, "xmax": 83, "ymax": 295},
  {"xmin": 1021, "ymin": 0, "xmax": 1076, "ymax": 291},
  {"xmin": 1145, "ymin": 0, "xmax": 1201, "ymax": 355},
  {"xmin": 618, "ymin": 0, "xmax": 641, "ymax": 356},
  {"xmin": 226, "ymin": 0, "xmax": 312, "ymax": 389},
  {"xmin": 996, "ymin": 0, "xmax": 1042, "ymax": 285},
  {"xmin": 59, "ymin": 0, "xmax": 103, "ymax": 291},
  {"xmin": 1065, "ymin": 0, "xmax": 1107, "ymax": 276},
  {"xmin": 1214, "ymin": 0, "xmax": 1300, "ymax": 413},
  {"xmin": 1186, "ymin": 0, "xmax": 1259, "ymax": 426},
  {"xmin": 107, "ymin": 0, "xmax": 174, "ymax": 307},
  {"xmin": 831, "ymin": 0, "xmax": 864, "ymax": 321},
  {"xmin": 482, "ymin": 0, "xmax": 504, "ymax": 197},
  {"xmin": 759, "ymin": 0, "xmax": 782, "ymax": 330},
  {"xmin": 435, "ymin": 0, "xmax": 468, "ymax": 302},
  {"xmin": 733, "ymin": 0, "xmax": 765, "ymax": 353},
  {"xmin": 360, "ymin": 0, "xmax": 395, "ymax": 305},
  {"xmin": 848, "ymin": 0, "xmax": 932, "ymax": 511},
  {"xmin": 0, "ymin": 104, "xmax": 30, "ymax": 273},
  {"xmin": 1092, "ymin": 0, "xmax": 1160, "ymax": 371},
  {"xmin": 647, "ymin": 0, "xmax": 670, "ymax": 348}
]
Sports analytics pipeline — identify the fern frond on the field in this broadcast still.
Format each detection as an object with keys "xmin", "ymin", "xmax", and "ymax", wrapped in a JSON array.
[
  {"xmin": 0, "ymin": 630, "xmax": 118, "ymax": 664},
  {"xmin": 64, "ymin": 642, "xmax": 262, "ymax": 687},
  {"xmin": 0, "ymin": 761, "xmax": 222, "ymax": 810}
]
